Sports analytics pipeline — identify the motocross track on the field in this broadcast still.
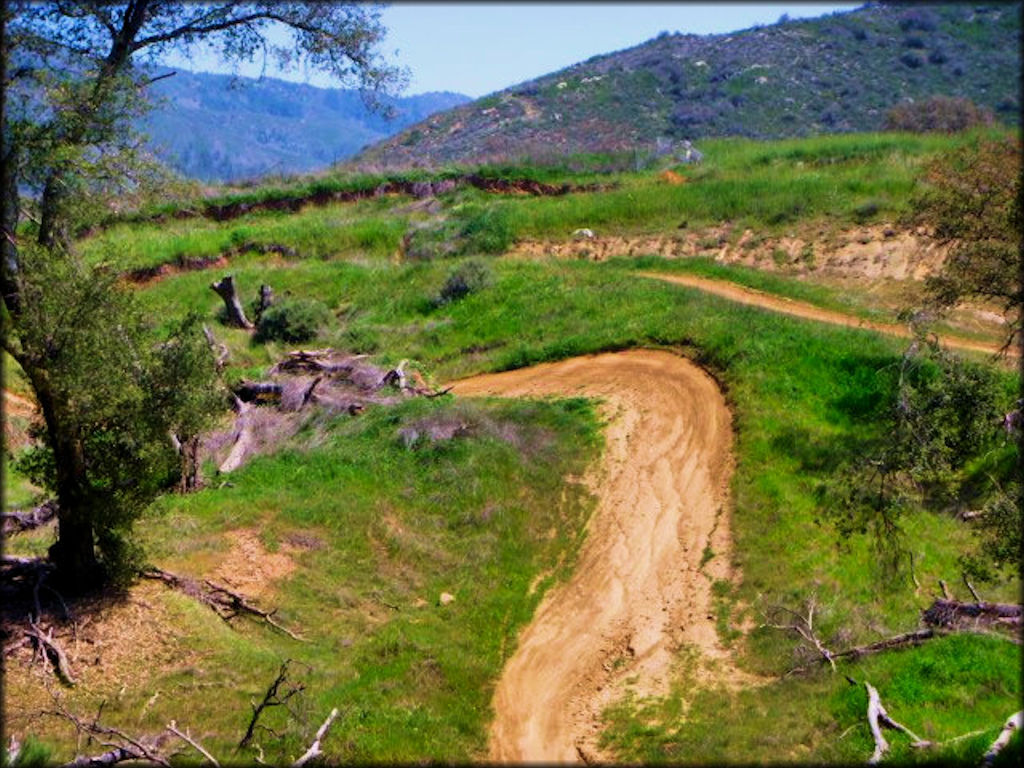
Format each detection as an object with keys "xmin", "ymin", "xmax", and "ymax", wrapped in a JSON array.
[
  {"xmin": 642, "ymin": 272, "xmax": 1017, "ymax": 359},
  {"xmin": 450, "ymin": 350, "xmax": 745, "ymax": 763}
]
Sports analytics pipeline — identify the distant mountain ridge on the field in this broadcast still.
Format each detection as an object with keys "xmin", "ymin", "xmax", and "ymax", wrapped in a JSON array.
[
  {"xmin": 354, "ymin": 2, "xmax": 1020, "ymax": 169},
  {"xmin": 141, "ymin": 69, "xmax": 469, "ymax": 181}
]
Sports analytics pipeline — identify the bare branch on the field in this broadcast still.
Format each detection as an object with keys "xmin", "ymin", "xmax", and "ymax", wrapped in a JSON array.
[
  {"xmin": 982, "ymin": 711, "xmax": 1023, "ymax": 766},
  {"xmin": 166, "ymin": 721, "xmax": 220, "ymax": 767},
  {"xmin": 292, "ymin": 708, "xmax": 340, "ymax": 767}
]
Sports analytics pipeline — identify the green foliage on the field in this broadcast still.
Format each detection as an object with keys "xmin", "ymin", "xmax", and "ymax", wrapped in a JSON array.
[
  {"xmin": 7, "ymin": 244, "xmax": 222, "ymax": 583},
  {"xmin": 254, "ymin": 297, "xmax": 331, "ymax": 344},
  {"xmin": 913, "ymin": 135, "xmax": 1022, "ymax": 348},
  {"xmin": 435, "ymin": 259, "xmax": 493, "ymax": 307},
  {"xmin": 828, "ymin": 337, "xmax": 1012, "ymax": 573},
  {"xmin": 458, "ymin": 205, "xmax": 515, "ymax": 254},
  {"xmin": 5, "ymin": 736, "xmax": 53, "ymax": 767}
]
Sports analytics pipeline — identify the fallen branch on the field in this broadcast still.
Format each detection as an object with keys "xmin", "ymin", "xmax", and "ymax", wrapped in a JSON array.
[
  {"xmin": 143, "ymin": 567, "xmax": 304, "ymax": 641},
  {"xmin": 166, "ymin": 720, "xmax": 220, "ymax": 767},
  {"xmin": 830, "ymin": 629, "xmax": 937, "ymax": 661},
  {"xmin": 53, "ymin": 699, "xmax": 171, "ymax": 768},
  {"xmin": 2, "ymin": 500, "xmax": 58, "ymax": 535},
  {"xmin": 865, "ymin": 681, "xmax": 928, "ymax": 764},
  {"xmin": 26, "ymin": 619, "xmax": 76, "ymax": 686},
  {"xmin": 962, "ymin": 574, "xmax": 982, "ymax": 603},
  {"xmin": 292, "ymin": 708, "xmax": 339, "ymax": 767},
  {"xmin": 922, "ymin": 599, "xmax": 1021, "ymax": 630},
  {"xmin": 761, "ymin": 596, "xmax": 836, "ymax": 670},
  {"xmin": 218, "ymin": 401, "xmax": 255, "ymax": 474},
  {"xmin": 234, "ymin": 380, "xmax": 284, "ymax": 403},
  {"xmin": 202, "ymin": 324, "xmax": 230, "ymax": 370},
  {"xmin": 982, "ymin": 711, "xmax": 1022, "ymax": 766}
]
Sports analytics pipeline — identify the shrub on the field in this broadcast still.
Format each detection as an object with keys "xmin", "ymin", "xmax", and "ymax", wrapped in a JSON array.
[
  {"xmin": 884, "ymin": 96, "xmax": 995, "ymax": 133},
  {"xmin": 435, "ymin": 259, "xmax": 492, "ymax": 306},
  {"xmin": 899, "ymin": 51, "xmax": 923, "ymax": 68},
  {"xmin": 897, "ymin": 8, "xmax": 938, "ymax": 32},
  {"xmin": 254, "ymin": 297, "xmax": 330, "ymax": 343},
  {"xmin": 459, "ymin": 206, "xmax": 514, "ymax": 254},
  {"xmin": 902, "ymin": 34, "xmax": 926, "ymax": 49},
  {"xmin": 927, "ymin": 48, "xmax": 948, "ymax": 64}
]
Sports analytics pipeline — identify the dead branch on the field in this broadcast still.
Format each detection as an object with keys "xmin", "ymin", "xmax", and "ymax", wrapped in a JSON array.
[
  {"xmin": 830, "ymin": 629, "xmax": 937, "ymax": 661},
  {"xmin": 52, "ymin": 698, "xmax": 171, "ymax": 768},
  {"xmin": 142, "ymin": 567, "xmax": 305, "ymax": 641},
  {"xmin": 166, "ymin": 720, "xmax": 220, "ymax": 767},
  {"xmin": 962, "ymin": 574, "xmax": 982, "ymax": 603},
  {"xmin": 26, "ymin": 619, "xmax": 76, "ymax": 686},
  {"xmin": 2, "ymin": 499, "xmax": 58, "ymax": 535},
  {"xmin": 939, "ymin": 579, "xmax": 953, "ymax": 600},
  {"xmin": 239, "ymin": 660, "xmax": 305, "ymax": 749},
  {"xmin": 922, "ymin": 599, "xmax": 1021, "ymax": 630},
  {"xmin": 218, "ymin": 401, "xmax": 255, "ymax": 474},
  {"xmin": 234, "ymin": 380, "xmax": 284, "ymax": 403},
  {"xmin": 865, "ymin": 681, "xmax": 928, "ymax": 764},
  {"xmin": 292, "ymin": 708, "xmax": 339, "ymax": 767},
  {"xmin": 982, "ymin": 711, "xmax": 1023, "ymax": 766},
  {"xmin": 761, "ymin": 596, "xmax": 836, "ymax": 670},
  {"xmin": 202, "ymin": 324, "xmax": 230, "ymax": 370}
]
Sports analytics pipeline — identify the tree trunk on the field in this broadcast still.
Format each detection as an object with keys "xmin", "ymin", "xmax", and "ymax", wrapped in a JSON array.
[
  {"xmin": 179, "ymin": 434, "xmax": 202, "ymax": 493},
  {"xmin": 26, "ymin": 366, "xmax": 101, "ymax": 588},
  {"xmin": 255, "ymin": 284, "xmax": 274, "ymax": 322},
  {"xmin": 211, "ymin": 275, "xmax": 253, "ymax": 329}
]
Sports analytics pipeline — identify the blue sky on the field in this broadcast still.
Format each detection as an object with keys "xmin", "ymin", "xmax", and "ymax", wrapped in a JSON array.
[{"xmin": 162, "ymin": 3, "xmax": 862, "ymax": 98}]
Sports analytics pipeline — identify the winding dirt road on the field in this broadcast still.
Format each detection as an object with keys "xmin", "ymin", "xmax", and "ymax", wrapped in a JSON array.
[
  {"xmin": 641, "ymin": 271, "xmax": 1017, "ymax": 359},
  {"xmin": 451, "ymin": 350, "xmax": 743, "ymax": 763}
]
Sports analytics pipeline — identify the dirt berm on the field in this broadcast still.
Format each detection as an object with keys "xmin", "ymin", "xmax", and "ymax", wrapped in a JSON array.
[{"xmin": 451, "ymin": 350, "xmax": 744, "ymax": 763}]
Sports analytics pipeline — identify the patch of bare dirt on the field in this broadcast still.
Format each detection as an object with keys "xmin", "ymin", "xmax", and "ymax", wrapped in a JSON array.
[
  {"xmin": 451, "ymin": 350, "xmax": 760, "ymax": 763},
  {"xmin": 213, "ymin": 529, "xmax": 298, "ymax": 599}
]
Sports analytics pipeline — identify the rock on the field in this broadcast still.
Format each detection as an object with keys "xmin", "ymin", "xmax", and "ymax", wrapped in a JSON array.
[
  {"xmin": 572, "ymin": 228, "xmax": 595, "ymax": 240},
  {"xmin": 439, "ymin": 592, "xmax": 456, "ymax": 606}
]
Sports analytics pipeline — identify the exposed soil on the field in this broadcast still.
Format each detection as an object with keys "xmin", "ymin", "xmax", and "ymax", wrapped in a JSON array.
[
  {"xmin": 451, "ymin": 350, "xmax": 755, "ymax": 763},
  {"xmin": 642, "ymin": 271, "xmax": 1017, "ymax": 359},
  {"xmin": 213, "ymin": 529, "xmax": 298, "ymax": 599},
  {"xmin": 510, "ymin": 223, "xmax": 947, "ymax": 282}
]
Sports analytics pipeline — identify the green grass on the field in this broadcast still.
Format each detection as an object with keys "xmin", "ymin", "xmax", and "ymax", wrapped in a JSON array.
[
  {"xmin": 8, "ymin": 131, "xmax": 1020, "ymax": 763},
  {"xmin": 601, "ymin": 633, "xmax": 1020, "ymax": 764},
  {"xmin": 9, "ymin": 396, "xmax": 601, "ymax": 762}
]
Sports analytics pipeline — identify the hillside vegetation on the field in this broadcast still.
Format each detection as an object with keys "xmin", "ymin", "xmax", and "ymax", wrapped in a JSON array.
[
  {"xmin": 140, "ymin": 68, "xmax": 469, "ymax": 181},
  {"xmin": 354, "ymin": 3, "xmax": 1020, "ymax": 169},
  {"xmin": 4, "ymin": 131, "xmax": 1020, "ymax": 764}
]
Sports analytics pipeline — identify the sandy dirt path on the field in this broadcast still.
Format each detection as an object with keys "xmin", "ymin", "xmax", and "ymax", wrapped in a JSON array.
[
  {"xmin": 641, "ymin": 271, "xmax": 1017, "ymax": 359},
  {"xmin": 450, "ymin": 350, "xmax": 742, "ymax": 763}
]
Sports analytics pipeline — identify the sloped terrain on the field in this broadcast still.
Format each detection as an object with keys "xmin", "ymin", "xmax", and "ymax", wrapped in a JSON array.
[
  {"xmin": 141, "ymin": 68, "xmax": 468, "ymax": 181},
  {"xmin": 354, "ymin": 3, "xmax": 1020, "ymax": 169}
]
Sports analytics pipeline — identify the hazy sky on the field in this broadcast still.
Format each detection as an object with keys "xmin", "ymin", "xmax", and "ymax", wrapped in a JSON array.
[{"xmin": 162, "ymin": 3, "xmax": 862, "ymax": 98}]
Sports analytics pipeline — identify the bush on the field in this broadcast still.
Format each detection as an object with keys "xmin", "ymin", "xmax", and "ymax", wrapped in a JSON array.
[
  {"xmin": 897, "ymin": 8, "xmax": 938, "ymax": 32},
  {"xmin": 884, "ymin": 96, "xmax": 995, "ymax": 133},
  {"xmin": 899, "ymin": 51, "xmax": 923, "ymax": 68},
  {"xmin": 254, "ymin": 297, "xmax": 330, "ymax": 343},
  {"xmin": 927, "ymin": 48, "xmax": 948, "ymax": 64},
  {"xmin": 435, "ymin": 259, "xmax": 492, "ymax": 306},
  {"xmin": 459, "ymin": 206, "xmax": 515, "ymax": 254},
  {"xmin": 902, "ymin": 34, "xmax": 926, "ymax": 49}
]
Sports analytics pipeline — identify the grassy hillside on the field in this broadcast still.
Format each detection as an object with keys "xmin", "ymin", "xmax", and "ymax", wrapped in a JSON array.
[
  {"xmin": 4, "ymin": 132, "xmax": 1019, "ymax": 764},
  {"xmin": 354, "ymin": 3, "xmax": 1020, "ymax": 169}
]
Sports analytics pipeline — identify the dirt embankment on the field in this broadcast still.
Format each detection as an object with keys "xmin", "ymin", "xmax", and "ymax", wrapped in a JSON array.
[
  {"xmin": 510, "ymin": 223, "xmax": 948, "ymax": 282},
  {"xmin": 452, "ymin": 350, "xmax": 752, "ymax": 763}
]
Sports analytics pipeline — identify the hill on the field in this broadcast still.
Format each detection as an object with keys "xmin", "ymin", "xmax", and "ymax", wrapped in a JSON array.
[
  {"xmin": 140, "ymin": 69, "xmax": 469, "ymax": 181},
  {"xmin": 353, "ymin": 3, "xmax": 1020, "ymax": 168}
]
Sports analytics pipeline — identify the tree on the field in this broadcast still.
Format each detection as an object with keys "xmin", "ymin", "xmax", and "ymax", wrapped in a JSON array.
[
  {"xmin": 912, "ymin": 134, "xmax": 1022, "ymax": 351},
  {"xmin": 0, "ymin": 2, "xmax": 404, "ymax": 588}
]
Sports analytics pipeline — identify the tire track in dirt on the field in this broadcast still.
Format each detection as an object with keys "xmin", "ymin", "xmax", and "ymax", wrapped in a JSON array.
[
  {"xmin": 641, "ymin": 271, "xmax": 1017, "ymax": 359},
  {"xmin": 450, "ymin": 350, "xmax": 749, "ymax": 763}
]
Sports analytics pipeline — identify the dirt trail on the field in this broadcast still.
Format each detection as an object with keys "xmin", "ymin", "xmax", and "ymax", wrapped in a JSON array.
[
  {"xmin": 642, "ymin": 272, "xmax": 1017, "ymax": 359},
  {"xmin": 451, "ymin": 350, "xmax": 745, "ymax": 763}
]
